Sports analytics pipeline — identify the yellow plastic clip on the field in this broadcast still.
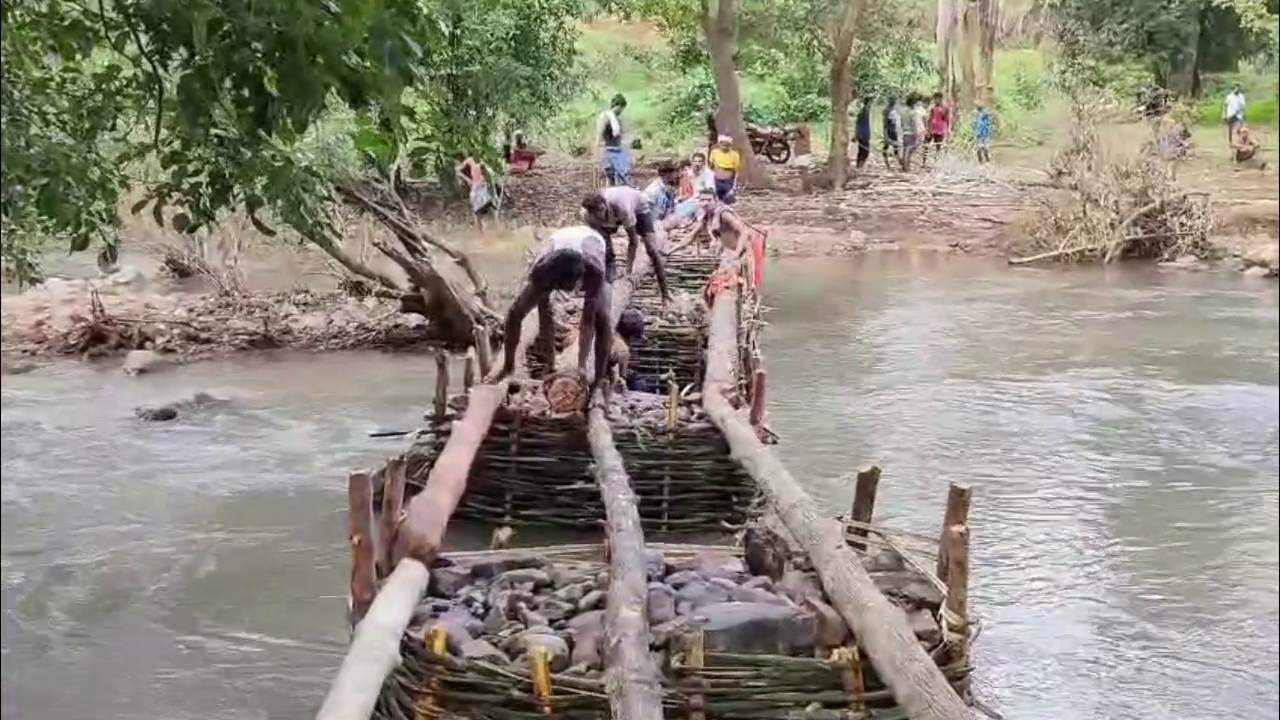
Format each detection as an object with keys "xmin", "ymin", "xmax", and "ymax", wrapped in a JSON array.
[
  {"xmin": 413, "ymin": 624, "xmax": 450, "ymax": 720},
  {"xmin": 529, "ymin": 645, "xmax": 554, "ymax": 716},
  {"xmin": 831, "ymin": 645, "xmax": 867, "ymax": 715}
]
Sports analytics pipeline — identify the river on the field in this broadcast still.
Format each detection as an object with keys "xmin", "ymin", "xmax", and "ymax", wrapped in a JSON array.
[{"xmin": 3, "ymin": 255, "xmax": 1278, "ymax": 720}]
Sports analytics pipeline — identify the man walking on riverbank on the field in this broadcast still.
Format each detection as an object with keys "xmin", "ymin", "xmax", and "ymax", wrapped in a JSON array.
[
  {"xmin": 973, "ymin": 104, "xmax": 992, "ymax": 164},
  {"xmin": 597, "ymin": 93, "xmax": 631, "ymax": 187},
  {"xmin": 1224, "ymin": 83, "xmax": 1246, "ymax": 149},
  {"xmin": 855, "ymin": 97, "xmax": 873, "ymax": 170}
]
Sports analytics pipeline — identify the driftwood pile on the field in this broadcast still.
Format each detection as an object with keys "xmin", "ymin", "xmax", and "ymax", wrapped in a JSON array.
[
  {"xmin": 404, "ymin": 391, "xmax": 758, "ymax": 533},
  {"xmin": 1012, "ymin": 97, "xmax": 1214, "ymax": 266},
  {"xmin": 373, "ymin": 535, "xmax": 970, "ymax": 720}
]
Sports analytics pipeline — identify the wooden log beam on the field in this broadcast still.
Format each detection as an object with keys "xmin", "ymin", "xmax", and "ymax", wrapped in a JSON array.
[
  {"xmin": 575, "ymin": 247, "xmax": 664, "ymax": 719},
  {"xmin": 587, "ymin": 407, "xmax": 665, "ymax": 720},
  {"xmin": 317, "ymin": 558, "xmax": 431, "ymax": 720},
  {"xmin": 318, "ymin": 310, "xmax": 544, "ymax": 720},
  {"xmin": 700, "ymin": 254, "xmax": 972, "ymax": 720}
]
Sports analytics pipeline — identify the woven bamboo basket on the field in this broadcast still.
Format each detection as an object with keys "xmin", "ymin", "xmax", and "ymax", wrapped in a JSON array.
[
  {"xmin": 369, "ymin": 531, "xmax": 973, "ymax": 720},
  {"xmin": 404, "ymin": 395, "xmax": 760, "ymax": 533}
]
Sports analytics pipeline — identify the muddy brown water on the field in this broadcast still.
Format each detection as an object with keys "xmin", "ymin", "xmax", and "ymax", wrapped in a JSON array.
[{"xmin": 3, "ymin": 255, "xmax": 1278, "ymax": 720}]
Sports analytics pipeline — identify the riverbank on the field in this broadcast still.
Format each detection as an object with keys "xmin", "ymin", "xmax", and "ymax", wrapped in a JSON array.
[{"xmin": 0, "ymin": 274, "xmax": 432, "ymax": 372}]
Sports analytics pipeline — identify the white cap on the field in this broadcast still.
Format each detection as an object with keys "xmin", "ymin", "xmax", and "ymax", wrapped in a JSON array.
[{"xmin": 717, "ymin": 134, "xmax": 732, "ymax": 144}]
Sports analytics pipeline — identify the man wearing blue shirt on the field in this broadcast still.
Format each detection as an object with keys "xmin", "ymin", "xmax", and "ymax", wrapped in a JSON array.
[{"xmin": 973, "ymin": 104, "xmax": 992, "ymax": 164}]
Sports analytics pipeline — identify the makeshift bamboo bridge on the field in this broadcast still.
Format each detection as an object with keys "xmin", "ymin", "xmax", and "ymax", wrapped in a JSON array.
[{"xmin": 317, "ymin": 239, "xmax": 979, "ymax": 720}]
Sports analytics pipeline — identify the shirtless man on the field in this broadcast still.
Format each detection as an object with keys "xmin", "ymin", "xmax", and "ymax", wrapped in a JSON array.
[
  {"xmin": 667, "ymin": 191, "xmax": 752, "ymax": 257},
  {"xmin": 485, "ymin": 199, "xmax": 614, "ymax": 401},
  {"xmin": 594, "ymin": 185, "xmax": 672, "ymax": 305}
]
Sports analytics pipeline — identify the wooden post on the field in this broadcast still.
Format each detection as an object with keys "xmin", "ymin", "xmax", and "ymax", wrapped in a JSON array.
[
  {"xmin": 378, "ymin": 457, "xmax": 408, "ymax": 579},
  {"xmin": 848, "ymin": 465, "xmax": 881, "ymax": 552},
  {"xmin": 463, "ymin": 353, "xmax": 476, "ymax": 391},
  {"xmin": 748, "ymin": 369, "xmax": 767, "ymax": 426},
  {"xmin": 347, "ymin": 471, "xmax": 378, "ymax": 623},
  {"xmin": 943, "ymin": 524, "xmax": 970, "ymax": 663},
  {"xmin": 935, "ymin": 482, "xmax": 972, "ymax": 581},
  {"xmin": 474, "ymin": 325, "xmax": 492, "ymax": 377},
  {"xmin": 700, "ymin": 252, "xmax": 973, "ymax": 720},
  {"xmin": 433, "ymin": 353, "xmax": 450, "ymax": 420}
]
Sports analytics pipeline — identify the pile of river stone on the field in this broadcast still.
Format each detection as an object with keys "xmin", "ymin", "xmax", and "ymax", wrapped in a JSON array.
[{"xmin": 408, "ymin": 544, "xmax": 947, "ymax": 674}]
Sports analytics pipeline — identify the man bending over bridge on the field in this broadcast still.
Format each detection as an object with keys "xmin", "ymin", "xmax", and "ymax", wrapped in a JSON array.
[{"xmin": 486, "ymin": 196, "xmax": 615, "ymax": 401}]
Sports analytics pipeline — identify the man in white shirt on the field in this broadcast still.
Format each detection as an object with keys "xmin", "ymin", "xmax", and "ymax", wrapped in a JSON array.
[{"xmin": 1224, "ymin": 84, "xmax": 1246, "ymax": 146}]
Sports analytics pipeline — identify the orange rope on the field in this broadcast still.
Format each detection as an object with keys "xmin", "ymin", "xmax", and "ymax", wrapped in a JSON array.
[{"xmin": 702, "ymin": 269, "xmax": 741, "ymax": 304}]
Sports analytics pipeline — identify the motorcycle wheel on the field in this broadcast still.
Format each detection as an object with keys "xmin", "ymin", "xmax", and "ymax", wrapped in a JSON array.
[{"xmin": 763, "ymin": 138, "xmax": 791, "ymax": 164}]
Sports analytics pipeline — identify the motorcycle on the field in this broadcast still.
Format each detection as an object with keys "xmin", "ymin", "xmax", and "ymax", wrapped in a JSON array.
[{"xmin": 746, "ymin": 123, "xmax": 799, "ymax": 164}]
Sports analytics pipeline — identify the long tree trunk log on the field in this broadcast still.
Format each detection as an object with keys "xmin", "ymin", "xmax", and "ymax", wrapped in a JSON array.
[
  {"xmin": 588, "ymin": 409, "xmax": 665, "ymax": 720},
  {"xmin": 701, "ymin": 254, "xmax": 972, "ymax": 720},
  {"xmin": 701, "ymin": 0, "xmax": 764, "ymax": 187},
  {"xmin": 317, "ymin": 559, "xmax": 431, "ymax": 720},
  {"xmin": 561, "ymin": 252, "xmax": 664, "ymax": 719},
  {"xmin": 318, "ymin": 312, "xmax": 545, "ymax": 720}
]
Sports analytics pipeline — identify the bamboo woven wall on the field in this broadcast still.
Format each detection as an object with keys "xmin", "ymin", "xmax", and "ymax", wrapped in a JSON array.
[{"xmin": 404, "ymin": 405, "xmax": 759, "ymax": 533}]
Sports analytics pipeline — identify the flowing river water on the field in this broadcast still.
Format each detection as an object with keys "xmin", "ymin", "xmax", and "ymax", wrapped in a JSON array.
[{"xmin": 3, "ymin": 255, "xmax": 1278, "ymax": 720}]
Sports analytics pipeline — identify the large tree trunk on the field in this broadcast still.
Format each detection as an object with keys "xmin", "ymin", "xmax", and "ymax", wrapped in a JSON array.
[
  {"xmin": 958, "ymin": 0, "xmax": 978, "ymax": 112},
  {"xmin": 827, "ymin": 45, "xmax": 854, "ymax": 187},
  {"xmin": 701, "ymin": 253, "xmax": 974, "ymax": 720},
  {"xmin": 701, "ymin": 0, "xmax": 765, "ymax": 186},
  {"xmin": 976, "ymin": 0, "xmax": 998, "ymax": 106},
  {"xmin": 936, "ymin": 0, "xmax": 958, "ymax": 97}
]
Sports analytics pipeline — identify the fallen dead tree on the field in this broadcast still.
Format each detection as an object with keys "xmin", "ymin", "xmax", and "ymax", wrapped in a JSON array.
[
  {"xmin": 701, "ymin": 252, "xmax": 974, "ymax": 720},
  {"xmin": 1010, "ymin": 98, "xmax": 1213, "ymax": 266}
]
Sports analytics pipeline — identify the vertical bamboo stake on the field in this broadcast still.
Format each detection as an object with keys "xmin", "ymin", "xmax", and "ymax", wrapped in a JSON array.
[
  {"xmin": 935, "ymin": 482, "xmax": 972, "ymax": 580},
  {"xmin": 529, "ymin": 646, "xmax": 554, "ymax": 717},
  {"xmin": 434, "ymin": 353, "xmax": 450, "ymax": 420},
  {"xmin": 943, "ymin": 523, "xmax": 971, "ymax": 664},
  {"xmin": 347, "ymin": 471, "xmax": 378, "ymax": 624},
  {"xmin": 748, "ymin": 369, "xmax": 767, "ymax": 426},
  {"xmin": 378, "ymin": 457, "xmax": 408, "ymax": 579},
  {"xmin": 848, "ymin": 465, "xmax": 881, "ymax": 552},
  {"xmin": 684, "ymin": 631, "xmax": 706, "ymax": 720},
  {"xmin": 474, "ymin": 326, "xmax": 493, "ymax": 377},
  {"xmin": 463, "ymin": 353, "xmax": 476, "ymax": 391}
]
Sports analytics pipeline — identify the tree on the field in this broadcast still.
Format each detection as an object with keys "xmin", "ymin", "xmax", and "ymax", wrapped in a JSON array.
[
  {"xmin": 1048, "ymin": 0, "xmax": 1279, "ymax": 96},
  {"xmin": 605, "ymin": 0, "xmax": 765, "ymax": 184},
  {"xmin": 1, "ymin": 0, "xmax": 583, "ymax": 287}
]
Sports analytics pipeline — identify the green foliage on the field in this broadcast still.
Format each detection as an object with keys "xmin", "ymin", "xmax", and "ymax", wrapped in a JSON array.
[
  {"xmin": 1048, "ymin": 0, "xmax": 1279, "ymax": 94},
  {"xmin": 1, "ymin": 0, "xmax": 583, "ymax": 285}
]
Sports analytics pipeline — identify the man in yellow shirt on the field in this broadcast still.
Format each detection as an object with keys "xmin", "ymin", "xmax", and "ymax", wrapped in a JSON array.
[{"xmin": 707, "ymin": 134, "xmax": 740, "ymax": 202}]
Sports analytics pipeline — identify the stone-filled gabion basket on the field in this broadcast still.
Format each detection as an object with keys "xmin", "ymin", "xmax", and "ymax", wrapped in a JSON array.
[{"xmin": 370, "ymin": 536, "xmax": 972, "ymax": 720}]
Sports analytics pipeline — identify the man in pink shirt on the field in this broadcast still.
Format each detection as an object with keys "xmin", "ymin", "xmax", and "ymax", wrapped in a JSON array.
[{"xmin": 924, "ymin": 92, "xmax": 951, "ymax": 167}]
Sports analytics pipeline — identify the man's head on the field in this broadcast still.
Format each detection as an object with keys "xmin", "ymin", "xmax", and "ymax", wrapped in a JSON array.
[
  {"xmin": 616, "ymin": 308, "xmax": 646, "ymax": 343},
  {"xmin": 975, "ymin": 102, "xmax": 986, "ymax": 113},
  {"xmin": 654, "ymin": 160, "xmax": 679, "ymax": 185},
  {"xmin": 932, "ymin": 92, "xmax": 943, "ymax": 104},
  {"xmin": 1232, "ymin": 83, "xmax": 1243, "ymax": 94},
  {"xmin": 581, "ymin": 192, "xmax": 612, "ymax": 229},
  {"xmin": 611, "ymin": 93, "xmax": 628, "ymax": 114},
  {"xmin": 691, "ymin": 151, "xmax": 706, "ymax": 170},
  {"xmin": 716, "ymin": 134, "xmax": 732, "ymax": 149},
  {"xmin": 860, "ymin": 95, "xmax": 872, "ymax": 107}
]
